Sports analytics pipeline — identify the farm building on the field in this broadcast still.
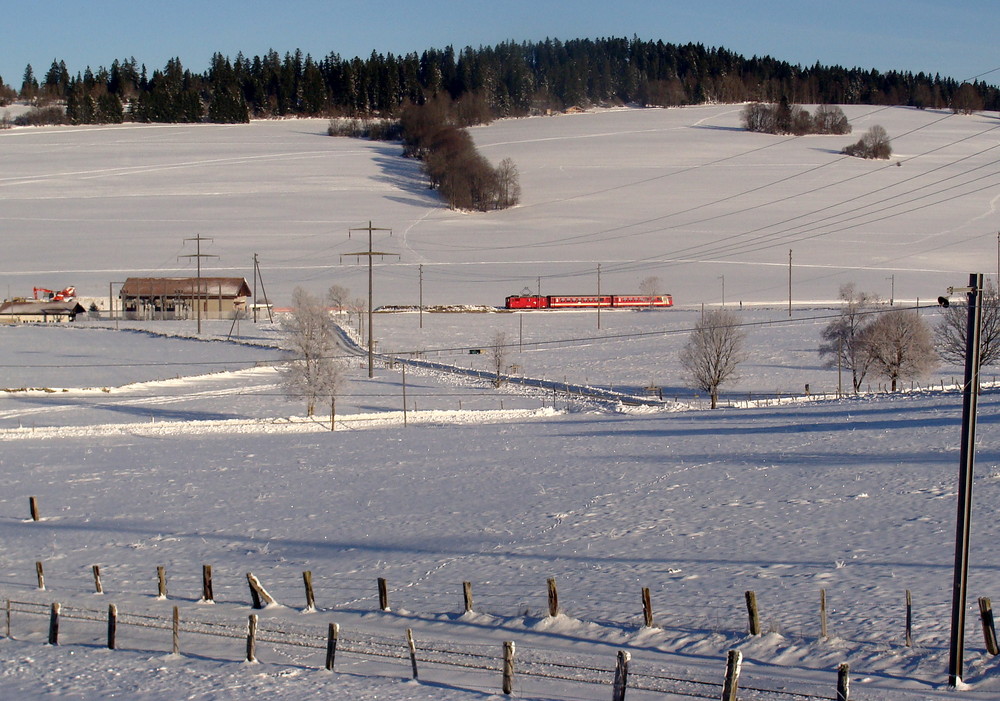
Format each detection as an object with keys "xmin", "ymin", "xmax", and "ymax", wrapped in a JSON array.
[
  {"xmin": 118, "ymin": 277, "xmax": 252, "ymax": 321},
  {"xmin": 0, "ymin": 299, "xmax": 87, "ymax": 323}
]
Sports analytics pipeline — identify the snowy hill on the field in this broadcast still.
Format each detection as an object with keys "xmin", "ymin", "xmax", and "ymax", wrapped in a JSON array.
[{"xmin": 0, "ymin": 107, "xmax": 999, "ymax": 699}]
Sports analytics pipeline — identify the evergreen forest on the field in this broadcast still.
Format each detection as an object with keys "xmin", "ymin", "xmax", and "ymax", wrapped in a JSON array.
[{"xmin": 3, "ymin": 37, "xmax": 998, "ymax": 126}]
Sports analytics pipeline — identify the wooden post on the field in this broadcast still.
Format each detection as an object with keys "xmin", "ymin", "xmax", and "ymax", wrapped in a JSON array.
[
  {"xmin": 202, "ymin": 565, "xmax": 214, "ymax": 603},
  {"xmin": 157, "ymin": 566, "xmax": 167, "ymax": 599},
  {"xmin": 325, "ymin": 622, "xmax": 340, "ymax": 671},
  {"xmin": 612, "ymin": 650, "xmax": 630, "ymax": 701},
  {"xmin": 722, "ymin": 649, "xmax": 742, "ymax": 701},
  {"xmin": 246, "ymin": 573, "xmax": 276, "ymax": 609},
  {"xmin": 547, "ymin": 577, "xmax": 559, "ymax": 617},
  {"xmin": 93, "ymin": 565, "xmax": 104, "ymax": 594},
  {"xmin": 979, "ymin": 597, "xmax": 1000, "ymax": 655},
  {"xmin": 745, "ymin": 590, "xmax": 761, "ymax": 635},
  {"xmin": 463, "ymin": 581, "xmax": 474, "ymax": 614},
  {"xmin": 303, "ymin": 571, "xmax": 316, "ymax": 611},
  {"xmin": 172, "ymin": 606, "xmax": 180, "ymax": 654},
  {"xmin": 406, "ymin": 628, "xmax": 418, "ymax": 679},
  {"xmin": 905, "ymin": 589, "xmax": 913, "ymax": 647},
  {"xmin": 377, "ymin": 577, "xmax": 389, "ymax": 611},
  {"xmin": 107, "ymin": 603, "xmax": 117, "ymax": 649},
  {"xmin": 5, "ymin": 598, "xmax": 10, "ymax": 638},
  {"xmin": 246, "ymin": 614, "xmax": 258, "ymax": 663},
  {"xmin": 837, "ymin": 662, "xmax": 850, "ymax": 701},
  {"xmin": 36, "ymin": 562, "xmax": 45, "ymax": 591},
  {"xmin": 820, "ymin": 588, "xmax": 828, "ymax": 639},
  {"xmin": 502, "ymin": 641, "xmax": 515, "ymax": 695},
  {"xmin": 29, "ymin": 496, "xmax": 40, "ymax": 522},
  {"xmin": 47, "ymin": 602, "xmax": 60, "ymax": 645},
  {"xmin": 641, "ymin": 587, "xmax": 654, "ymax": 628}
]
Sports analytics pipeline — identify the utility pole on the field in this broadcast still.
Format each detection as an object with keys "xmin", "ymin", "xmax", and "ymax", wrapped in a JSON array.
[
  {"xmin": 948, "ymin": 273, "xmax": 984, "ymax": 687},
  {"xmin": 418, "ymin": 264, "xmax": 424, "ymax": 329},
  {"xmin": 719, "ymin": 275, "xmax": 725, "ymax": 307},
  {"xmin": 887, "ymin": 274, "xmax": 895, "ymax": 306},
  {"xmin": 179, "ymin": 234, "xmax": 217, "ymax": 334},
  {"xmin": 597, "ymin": 263, "xmax": 602, "ymax": 330},
  {"xmin": 787, "ymin": 249, "xmax": 793, "ymax": 317},
  {"xmin": 344, "ymin": 221, "xmax": 397, "ymax": 378}
]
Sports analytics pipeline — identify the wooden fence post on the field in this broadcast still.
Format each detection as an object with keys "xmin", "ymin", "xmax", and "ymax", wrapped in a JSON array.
[
  {"xmin": 905, "ymin": 589, "xmax": 912, "ymax": 647},
  {"xmin": 745, "ymin": 590, "xmax": 760, "ymax": 635},
  {"xmin": 641, "ymin": 587, "xmax": 654, "ymax": 628},
  {"xmin": 35, "ymin": 562, "xmax": 45, "ymax": 591},
  {"xmin": 92, "ymin": 565, "xmax": 104, "ymax": 594},
  {"xmin": 820, "ymin": 588, "xmax": 828, "ymax": 639},
  {"xmin": 406, "ymin": 628, "xmax": 418, "ymax": 679},
  {"xmin": 157, "ymin": 566, "xmax": 167, "ymax": 599},
  {"xmin": 979, "ymin": 597, "xmax": 1000, "ymax": 656},
  {"xmin": 377, "ymin": 577, "xmax": 389, "ymax": 611},
  {"xmin": 303, "ymin": 571, "xmax": 316, "ymax": 611},
  {"xmin": 29, "ymin": 496, "xmax": 40, "ymax": 522},
  {"xmin": 47, "ymin": 602, "xmax": 60, "ymax": 645},
  {"xmin": 107, "ymin": 603, "xmax": 117, "ymax": 649},
  {"xmin": 722, "ymin": 649, "xmax": 742, "ymax": 701},
  {"xmin": 463, "ymin": 581, "xmax": 474, "ymax": 614},
  {"xmin": 246, "ymin": 614, "xmax": 258, "ymax": 663},
  {"xmin": 502, "ymin": 641, "xmax": 515, "ymax": 695},
  {"xmin": 5, "ymin": 598, "xmax": 10, "ymax": 638},
  {"xmin": 547, "ymin": 577, "xmax": 559, "ymax": 617},
  {"xmin": 837, "ymin": 662, "xmax": 850, "ymax": 701},
  {"xmin": 246, "ymin": 573, "xmax": 276, "ymax": 609},
  {"xmin": 202, "ymin": 565, "xmax": 214, "ymax": 603},
  {"xmin": 172, "ymin": 606, "xmax": 180, "ymax": 655},
  {"xmin": 612, "ymin": 650, "xmax": 630, "ymax": 701},
  {"xmin": 325, "ymin": 622, "xmax": 339, "ymax": 671}
]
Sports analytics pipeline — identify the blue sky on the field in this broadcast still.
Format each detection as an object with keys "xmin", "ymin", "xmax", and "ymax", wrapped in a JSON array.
[{"xmin": 3, "ymin": 1, "xmax": 997, "ymax": 90}]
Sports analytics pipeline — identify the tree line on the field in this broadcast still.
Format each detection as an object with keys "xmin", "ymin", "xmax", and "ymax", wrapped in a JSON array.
[{"xmin": 3, "ymin": 37, "xmax": 998, "ymax": 125}]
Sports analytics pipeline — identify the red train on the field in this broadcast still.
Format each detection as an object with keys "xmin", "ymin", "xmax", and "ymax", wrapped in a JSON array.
[{"xmin": 505, "ymin": 294, "xmax": 673, "ymax": 309}]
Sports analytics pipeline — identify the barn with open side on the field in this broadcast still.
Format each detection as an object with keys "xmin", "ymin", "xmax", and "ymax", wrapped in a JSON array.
[
  {"xmin": 118, "ymin": 277, "xmax": 252, "ymax": 320},
  {"xmin": 0, "ymin": 300, "xmax": 87, "ymax": 323}
]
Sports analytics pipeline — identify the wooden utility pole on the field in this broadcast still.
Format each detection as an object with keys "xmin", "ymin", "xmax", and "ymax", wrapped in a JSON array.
[
  {"xmin": 418, "ymin": 264, "xmax": 424, "ymax": 329},
  {"xmin": 596, "ymin": 263, "xmax": 602, "ymax": 329},
  {"xmin": 344, "ymin": 222, "xmax": 397, "ymax": 378},
  {"xmin": 788, "ymin": 249, "xmax": 792, "ymax": 317},
  {"xmin": 180, "ymin": 234, "xmax": 217, "ymax": 334}
]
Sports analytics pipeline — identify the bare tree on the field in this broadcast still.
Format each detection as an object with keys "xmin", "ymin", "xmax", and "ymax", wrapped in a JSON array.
[
  {"xmin": 843, "ymin": 125, "xmax": 891, "ymax": 159},
  {"xmin": 859, "ymin": 310, "xmax": 937, "ymax": 392},
  {"xmin": 282, "ymin": 288, "xmax": 345, "ymax": 423},
  {"xmin": 935, "ymin": 282, "xmax": 1000, "ymax": 366},
  {"xmin": 495, "ymin": 157, "xmax": 521, "ymax": 209},
  {"xmin": 489, "ymin": 330, "xmax": 509, "ymax": 387},
  {"xmin": 639, "ymin": 275, "xmax": 662, "ymax": 308},
  {"xmin": 819, "ymin": 284, "xmax": 879, "ymax": 393},
  {"xmin": 679, "ymin": 309, "xmax": 746, "ymax": 408},
  {"xmin": 327, "ymin": 284, "xmax": 350, "ymax": 314}
]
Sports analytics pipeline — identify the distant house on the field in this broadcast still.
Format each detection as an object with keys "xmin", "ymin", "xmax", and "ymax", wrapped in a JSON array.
[
  {"xmin": 0, "ymin": 299, "xmax": 87, "ymax": 323},
  {"xmin": 119, "ymin": 277, "xmax": 252, "ymax": 321}
]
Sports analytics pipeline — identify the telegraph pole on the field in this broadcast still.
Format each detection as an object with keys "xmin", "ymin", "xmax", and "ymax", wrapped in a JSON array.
[
  {"xmin": 418, "ymin": 264, "xmax": 424, "ymax": 329},
  {"xmin": 787, "ymin": 249, "xmax": 793, "ymax": 317},
  {"xmin": 948, "ymin": 273, "xmax": 984, "ymax": 687},
  {"xmin": 179, "ymin": 234, "xmax": 217, "ymax": 334},
  {"xmin": 596, "ymin": 263, "xmax": 602, "ymax": 330},
  {"xmin": 344, "ymin": 221, "xmax": 397, "ymax": 378}
]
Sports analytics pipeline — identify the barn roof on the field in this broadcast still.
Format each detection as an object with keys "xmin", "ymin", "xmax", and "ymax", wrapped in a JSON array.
[
  {"xmin": 0, "ymin": 300, "xmax": 86, "ymax": 316},
  {"xmin": 120, "ymin": 277, "xmax": 252, "ymax": 298}
]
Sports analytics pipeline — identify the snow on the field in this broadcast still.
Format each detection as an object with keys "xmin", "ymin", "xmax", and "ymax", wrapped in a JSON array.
[{"xmin": 1, "ymin": 105, "xmax": 999, "ymax": 699}]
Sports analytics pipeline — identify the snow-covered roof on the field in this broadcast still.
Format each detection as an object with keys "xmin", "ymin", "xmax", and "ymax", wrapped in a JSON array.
[{"xmin": 0, "ymin": 300, "xmax": 86, "ymax": 318}]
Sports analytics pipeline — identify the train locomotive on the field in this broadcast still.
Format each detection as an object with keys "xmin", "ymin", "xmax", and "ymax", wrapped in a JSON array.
[{"xmin": 505, "ymin": 294, "xmax": 673, "ymax": 309}]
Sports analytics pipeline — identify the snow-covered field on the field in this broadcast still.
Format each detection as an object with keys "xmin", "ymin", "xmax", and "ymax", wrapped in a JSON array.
[{"xmin": 1, "ymin": 105, "xmax": 1000, "ymax": 699}]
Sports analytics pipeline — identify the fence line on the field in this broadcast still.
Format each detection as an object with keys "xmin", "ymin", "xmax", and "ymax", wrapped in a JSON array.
[{"xmin": 1, "ymin": 596, "xmax": 856, "ymax": 700}]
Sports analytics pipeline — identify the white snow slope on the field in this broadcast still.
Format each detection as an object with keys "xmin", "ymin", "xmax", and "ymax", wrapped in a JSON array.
[{"xmin": 0, "ymin": 105, "xmax": 999, "ymax": 700}]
